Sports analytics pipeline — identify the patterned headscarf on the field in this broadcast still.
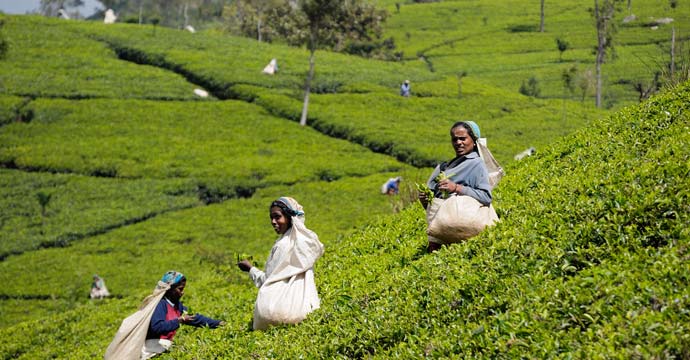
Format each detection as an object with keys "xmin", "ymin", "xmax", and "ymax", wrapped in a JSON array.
[{"xmin": 160, "ymin": 271, "xmax": 185, "ymax": 287}]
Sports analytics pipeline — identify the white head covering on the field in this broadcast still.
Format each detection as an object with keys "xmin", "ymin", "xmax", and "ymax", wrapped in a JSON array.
[{"xmin": 264, "ymin": 197, "xmax": 324, "ymax": 286}]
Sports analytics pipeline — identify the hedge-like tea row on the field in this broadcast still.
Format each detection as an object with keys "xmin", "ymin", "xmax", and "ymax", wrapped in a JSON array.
[
  {"xmin": 0, "ymin": 98, "xmax": 406, "ymax": 183},
  {"xmin": 0, "ymin": 96, "xmax": 27, "ymax": 125},
  {"xmin": 2, "ymin": 16, "xmax": 606, "ymax": 168},
  {"xmin": 382, "ymin": 0, "xmax": 690, "ymax": 108},
  {"xmin": 207, "ymin": 80, "xmax": 688, "ymax": 358},
  {"xmin": 0, "ymin": 16, "xmax": 202, "ymax": 100},
  {"xmin": 231, "ymin": 79, "xmax": 605, "ymax": 166},
  {"xmin": 0, "ymin": 171, "xmax": 425, "ymax": 358},
  {"xmin": 0, "ymin": 169, "xmax": 199, "ymax": 259}
]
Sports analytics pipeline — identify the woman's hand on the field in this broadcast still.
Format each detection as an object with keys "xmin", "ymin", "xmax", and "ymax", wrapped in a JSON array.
[
  {"xmin": 418, "ymin": 190, "xmax": 429, "ymax": 209},
  {"xmin": 237, "ymin": 260, "xmax": 253, "ymax": 272},
  {"xmin": 178, "ymin": 314, "xmax": 196, "ymax": 324},
  {"xmin": 438, "ymin": 179, "xmax": 460, "ymax": 194}
]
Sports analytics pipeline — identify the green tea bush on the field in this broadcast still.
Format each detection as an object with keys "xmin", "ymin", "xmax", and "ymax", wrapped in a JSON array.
[
  {"xmin": 0, "ymin": 98, "xmax": 406, "ymax": 185},
  {"xmin": 0, "ymin": 95, "xmax": 26, "ymax": 125},
  {"xmin": 1, "ymin": 6, "xmax": 689, "ymax": 359},
  {"xmin": 383, "ymin": 0, "xmax": 690, "ymax": 109},
  {"xmin": 0, "ymin": 173, "xmax": 406, "ymax": 316},
  {"xmin": 0, "ymin": 16, "xmax": 201, "ymax": 100},
  {"xmin": 79, "ymin": 19, "xmax": 437, "ymax": 94},
  {"xmin": 171, "ymin": 80, "xmax": 687, "ymax": 358},
  {"xmin": 228, "ymin": 77, "xmax": 605, "ymax": 166},
  {"xmin": 0, "ymin": 169, "xmax": 200, "ymax": 258}
]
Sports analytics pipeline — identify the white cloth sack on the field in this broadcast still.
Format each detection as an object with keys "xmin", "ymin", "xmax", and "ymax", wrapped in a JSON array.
[
  {"xmin": 253, "ymin": 215, "xmax": 324, "ymax": 330},
  {"xmin": 262, "ymin": 59, "xmax": 278, "ymax": 75},
  {"xmin": 104, "ymin": 281, "xmax": 170, "ymax": 360},
  {"xmin": 426, "ymin": 195, "xmax": 499, "ymax": 244},
  {"xmin": 477, "ymin": 141, "xmax": 504, "ymax": 189},
  {"xmin": 140, "ymin": 339, "xmax": 172, "ymax": 360},
  {"xmin": 90, "ymin": 285, "xmax": 110, "ymax": 299}
]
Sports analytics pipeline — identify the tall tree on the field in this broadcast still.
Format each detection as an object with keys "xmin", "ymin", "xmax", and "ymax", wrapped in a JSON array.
[
  {"xmin": 0, "ymin": 19, "xmax": 8, "ymax": 60},
  {"xmin": 540, "ymin": 0, "xmax": 545, "ymax": 32},
  {"xmin": 224, "ymin": 0, "xmax": 282, "ymax": 42},
  {"xmin": 592, "ymin": 0, "xmax": 620, "ymax": 107},
  {"xmin": 270, "ymin": 0, "xmax": 386, "ymax": 126},
  {"xmin": 41, "ymin": 0, "xmax": 84, "ymax": 17},
  {"xmin": 95, "ymin": 0, "xmax": 227, "ymax": 27}
]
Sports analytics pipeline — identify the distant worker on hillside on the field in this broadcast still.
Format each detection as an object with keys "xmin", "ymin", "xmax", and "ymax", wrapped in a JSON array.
[
  {"xmin": 381, "ymin": 176, "xmax": 402, "ymax": 195},
  {"xmin": 103, "ymin": 9, "xmax": 117, "ymax": 24},
  {"xmin": 400, "ymin": 79, "xmax": 411, "ymax": 97},
  {"xmin": 237, "ymin": 197, "xmax": 324, "ymax": 330},
  {"xmin": 418, "ymin": 121, "xmax": 499, "ymax": 252},
  {"xmin": 262, "ymin": 58, "xmax": 278, "ymax": 75},
  {"xmin": 104, "ymin": 271, "xmax": 224, "ymax": 360},
  {"xmin": 90, "ymin": 274, "xmax": 110, "ymax": 299}
]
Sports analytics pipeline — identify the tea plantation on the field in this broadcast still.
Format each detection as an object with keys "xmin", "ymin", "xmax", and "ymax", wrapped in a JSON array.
[{"xmin": 0, "ymin": 0, "xmax": 688, "ymax": 358}]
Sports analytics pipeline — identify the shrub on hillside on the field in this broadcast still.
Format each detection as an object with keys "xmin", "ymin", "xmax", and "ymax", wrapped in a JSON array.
[{"xmin": 519, "ymin": 76, "xmax": 541, "ymax": 97}]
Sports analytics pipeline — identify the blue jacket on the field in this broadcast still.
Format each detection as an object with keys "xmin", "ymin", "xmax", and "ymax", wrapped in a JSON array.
[{"xmin": 147, "ymin": 297, "xmax": 222, "ymax": 340}]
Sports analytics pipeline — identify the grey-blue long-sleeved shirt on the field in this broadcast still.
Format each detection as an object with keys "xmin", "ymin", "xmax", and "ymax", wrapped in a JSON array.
[{"xmin": 427, "ymin": 151, "xmax": 492, "ymax": 206}]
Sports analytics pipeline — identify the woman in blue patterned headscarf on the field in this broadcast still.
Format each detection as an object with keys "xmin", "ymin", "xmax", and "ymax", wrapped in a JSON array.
[
  {"xmin": 140, "ymin": 271, "xmax": 225, "ymax": 358},
  {"xmin": 106, "ymin": 270, "xmax": 224, "ymax": 360}
]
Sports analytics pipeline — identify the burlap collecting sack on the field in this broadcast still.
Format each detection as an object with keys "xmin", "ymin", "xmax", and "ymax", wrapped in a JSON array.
[
  {"xmin": 426, "ymin": 195, "xmax": 499, "ymax": 244},
  {"xmin": 104, "ymin": 281, "xmax": 170, "ymax": 360}
]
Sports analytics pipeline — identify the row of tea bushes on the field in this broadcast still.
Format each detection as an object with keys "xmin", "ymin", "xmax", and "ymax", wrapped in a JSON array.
[
  {"xmin": 0, "ymin": 171, "xmax": 415, "ymax": 317},
  {"xmin": 0, "ymin": 169, "xmax": 200, "ymax": 258},
  {"xmin": 0, "ymin": 98, "xmax": 407, "ymax": 183},
  {"xmin": 1, "ymin": 15, "xmax": 605, "ymax": 167},
  {"xmin": 73, "ymin": 18, "xmax": 437, "ymax": 96},
  {"xmin": 0, "ymin": 171, "xmax": 414, "ymax": 358},
  {"xmin": 171, "ymin": 82, "xmax": 688, "ymax": 358},
  {"xmin": 230, "ymin": 79, "xmax": 605, "ymax": 166},
  {"xmin": 0, "ymin": 16, "xmax": 201, "ymax": 100},
  {"xmin": 382, "ymin": 0, "xmax": 690, "ymax": 108}
]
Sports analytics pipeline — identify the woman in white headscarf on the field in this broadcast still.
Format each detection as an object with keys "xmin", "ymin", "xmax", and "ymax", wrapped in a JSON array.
[{"xmin": 238, "ymin": 197, "xmax": 325, "ymax": 330}]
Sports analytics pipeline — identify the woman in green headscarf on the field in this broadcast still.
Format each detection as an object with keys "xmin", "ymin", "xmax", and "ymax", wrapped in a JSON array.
[{"xmin": 419, "ymin": 121, "xmax": 494, "ymax": 252}]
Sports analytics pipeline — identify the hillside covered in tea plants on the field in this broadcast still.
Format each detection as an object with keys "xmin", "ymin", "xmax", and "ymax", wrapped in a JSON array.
[{"xmin": 0, "ymin": 0, "xmax": 689, "ymax": 358}]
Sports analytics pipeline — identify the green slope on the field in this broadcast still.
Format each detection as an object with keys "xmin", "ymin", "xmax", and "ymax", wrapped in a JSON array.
[
  {"xmin": 1, "ymin": 80, "xmax": 687, "ymax": 359},
  {"xmin": 0, "ymin": 3, "xmax": 688, "ymax": 358},
  {"xmin": 381, "ymin": 0, "xmax": 690, "ymax": 109}
]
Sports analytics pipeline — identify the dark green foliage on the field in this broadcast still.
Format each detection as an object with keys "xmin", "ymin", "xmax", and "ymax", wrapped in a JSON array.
[
  {"xmin": 0, "ymin": 18, "xmax": 8, "ymax": 60},
  {"xmin": 556, "ymin": 37, "xmax": 570, "ymax": 61},
  {"xmin": 0, "ymin": 169, "xmax": 201, "ymax": 259},
  {"xmin": 35, "ymin": 191, "xmax": 52, "ymax": 217},
  {"xmin": 507, "ymin": 24, "xmax": 538, "ymax": 33},
  {"xmin": 519, "ymin": 76, "xmax": 541, "ymax": 97},
  {"xmin": 0, "ymin": 96, "xmax": 28, "ymax": 125}
]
